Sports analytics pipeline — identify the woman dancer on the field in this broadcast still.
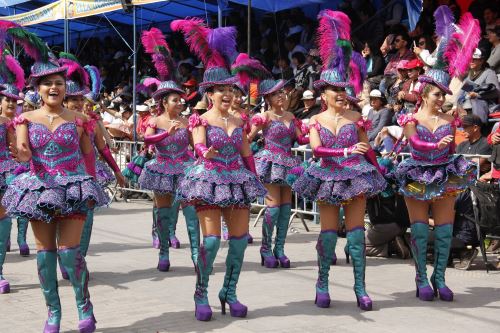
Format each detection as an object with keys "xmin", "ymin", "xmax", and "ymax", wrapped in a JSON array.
[
  {"xmin": 291, "ymin": 11, "xmax": 386, "ymax": 310},
  {"xmin": 0, "ymin": 52, "xmax": 24, "ymax": 292},
  {"xmin": 392, "ymin": 10, "xmax": 479, "ymax": 302},
  {"xmin": 173, "ymin": 19, "xmax": 266, "ymax": 321},
  {"xmin": 2, "ymin": 35, "xmax": 107, "ymax": 332},
  {"xmin": 138, "ymin": 28, "xmax": 199, "ymax": 271},
  {"xmin": 249, "ymin": 78, "xmax": 308, "ymax": 268}
]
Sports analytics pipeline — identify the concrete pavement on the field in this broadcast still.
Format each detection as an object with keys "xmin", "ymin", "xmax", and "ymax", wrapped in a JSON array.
[{"xmin": 1, "ymin": 201, "xmax": 499, "ymax": 333}]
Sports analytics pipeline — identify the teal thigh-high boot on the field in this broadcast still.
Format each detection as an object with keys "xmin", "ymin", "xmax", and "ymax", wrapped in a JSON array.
[
  {"xmin": 347, "ymin": 228, "xmax": 372, "ymax": 311},
  {"xmin": 37, "ymin": 250, "xmax": 61, "ymax": 332},
  {"xmin": 152, "ymin": 206, "xmax": 159, "ymax": 249},
  {"xmin": 409, "ymin": 222, "xmax": 434, "ymax": 301},
  {"xmin": 17, "ymin": 217, "xmax": 30, "ymax": 256},
  {"xmin": 260, "ymin": 206, "xmax": 279, "ymax": 268},
  {"xmin": 169, "ymin": 201, "xmax": 181, "ymax": 249},
  {"xmin": 219, "ymin": 235, "xmax": 248, "ymax": 317},
  {"xmin": 182, "ymin": 205, "xmax": 200, "ymax": 265},
  {"xmin": 157, "ymin": 207, "xmax": 172, "ymax": 272},
  {"xmin": 80, "ymin": 209, "xmax": 94, "ymax": 257},
  {"xmin": 194, "ymin": 235, "xmax": 220, "ymax": 321},
  {"xmin": 274, "ymin": 203, "xmax": 291, "ymax": 268},
  {"xmin": 58, "ymin": 246, "xmax": 96, "ymax": 333},
  {"xmin": 315, "ymin": 230, "xmax": 337, "ymax": 308},
  {"xmin": 0, "ymin": 216, "xmax": 12, "ymax": 293},
  {"xmin": 430, "ymin": 223, "xmax": 454, "ymax": 301}
]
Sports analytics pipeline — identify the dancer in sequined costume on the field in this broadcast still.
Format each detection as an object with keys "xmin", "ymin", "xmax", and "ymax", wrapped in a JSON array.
[
  {"xmin": 290, "ymin": 11, "xmax": 386, "ymax": 311},
  {"xmin": 392, "ymin": 6, "xmax": 479, "ymax": 302},
  {"xmin": 173, "ymin": 19, "xmax": 266, "ymax": 321}
]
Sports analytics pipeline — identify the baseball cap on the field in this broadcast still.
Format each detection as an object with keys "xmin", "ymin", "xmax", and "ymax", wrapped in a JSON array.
[{"xmin": 301, "ymin": 90, "xmax": 314, "ymax": 100}]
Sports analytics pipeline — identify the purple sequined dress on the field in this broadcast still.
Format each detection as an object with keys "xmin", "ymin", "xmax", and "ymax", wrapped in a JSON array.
[
  {"xmin": 177, "ymin": 115, "xmax": 266, "ymax": 206},
  {"xmin": 292, "ymin": 123, "xmax": 386, "ymax": 205},
  {"xmin": 392, "ymin": 115, "xmax": 476, "ymax": 200},
  {"xmin": 254, "ymin": 120, "xmax": 301, "ymax": 185},
  {"xmin": 1, "ymin": 118, "xmax": 109, "ymax": 222},
  {"xmin": 88, "ymin": 131, "xmax": 115, "ymax": 187},
  {"xmin": 138, "ymin": 127, "xmax": 194, "ymax": 195},
  {"xmin": 0, "ymin": 123, "xmax": 17, "ymax": 194}
]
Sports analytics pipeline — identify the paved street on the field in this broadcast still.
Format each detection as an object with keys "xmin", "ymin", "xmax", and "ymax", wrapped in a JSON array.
[{"xmin": 1, "ymin": 201, "xmax": 499, "ymax": 333}]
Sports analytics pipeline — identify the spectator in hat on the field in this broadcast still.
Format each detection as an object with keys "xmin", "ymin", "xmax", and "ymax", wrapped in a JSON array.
[
  {"xmin": 457, "ymin": 115, "xmax": 492, "ymax": 174},
  {"xmin": 366, "ymin": 89, "xmax": 392, "ymax": 147},
  {"xmin": 135, "ymin": 104, "xmax": 152, "ymax": 140},
  {"xmin": 486, "ymin": 25, "xmax": 500, "ymax": 75},
  {"xmin": 458, "ymin": 48, "xmax": 500, "ymax": 124},
  {"xmin": 294, "ymin": 90, "xmax": 320, "ymax": 120},
  {"xmin": 182, "ymin": 78, "xmax": 200, "ymax": 109},
  {"xmin": 386, "ymin": 60, "xmax": 409, "ymax": 112},
  {"xmin": 398, "ymin": 58, "xmax": 425, "ymax": 113}
]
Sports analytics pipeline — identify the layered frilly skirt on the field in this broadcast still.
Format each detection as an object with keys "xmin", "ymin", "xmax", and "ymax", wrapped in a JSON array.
[
  {"xmin": 176, "ymin": 159, "xmax": 267, "ymax": 207},
  {"xmin": 390, "ymin": 154, "xmax": 476, "ymax": 200},
  {"xmin": 2, "ymin": 171, "xmax": 109, "ymax": 222},
  {"xmin": 292, "ymin": 157, "xmax": 386, "ymax": 205},
  {"xmin": 255, "ymin": 148, "xmax": 301, "ymax": 185},
  {"xmin": 0, "ymin": 158, "xmax": 19, "ymax": 194},
  {"xmin": 96, "ymin": 159, "xmax": 115, "ymax": 187},
  {"xmin": 138, "ymin": 156, "xmax": 193, "ymax": 195}
]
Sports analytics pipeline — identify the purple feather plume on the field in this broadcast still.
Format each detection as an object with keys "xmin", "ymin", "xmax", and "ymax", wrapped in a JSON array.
[
  {"xmin": 208, "ymin": 26, "xmax": 239, "ymax": 66},
  {"xmin": 316, "ymin": 10, "xmax": 351, "ymax": 70},
  {"xmin": 434, "ymin": 5, "xmax": 455, "ymax": 38}
]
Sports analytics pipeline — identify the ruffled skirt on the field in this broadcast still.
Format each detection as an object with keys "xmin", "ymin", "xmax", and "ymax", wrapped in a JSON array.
[
  {"xmin": 176, "ymin": 160, "xmax": 267, "ymax": 207},
  {"xmin": 0, "ymin": 159, "xmax": 18, "ymax": 194},
  {"xmin": 292, "ymin": 159, "xmax": 386, "ymax": 205},
  {"xmin": 138, "ymin": 158, "xmax": 192, "ymax": 195},
  {"xmin": 391, "ymin": 154, "xmax": 476, "ymax": 200},
  {"xmin": 2, "ymin": 172, "xmax": 109, "ymax": 222},
  {"xmin": 96, "ymin": 160, "xmax": 115, "ymax": 187},
  {"xmin": 255, "ymin": 149, "xmax": 301, "ymax": 185}
]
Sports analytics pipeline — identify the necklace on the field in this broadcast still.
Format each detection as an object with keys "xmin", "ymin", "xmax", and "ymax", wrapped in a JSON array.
[
  {"xmin": 430, "ymin": 114, "xmax": 440, "ymax": 131},
  {"xmin": 44, "ymin": 109, "xmax": 66, "ymax": 125},
  {"xmin": 325, "ymin": 111, "xmax": 344, "ymax": 124}
]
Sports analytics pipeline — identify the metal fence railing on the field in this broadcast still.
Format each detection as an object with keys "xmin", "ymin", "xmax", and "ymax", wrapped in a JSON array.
[{"xmin": 109, "ymin": 140, "xmax": 491, "ymax": 232}]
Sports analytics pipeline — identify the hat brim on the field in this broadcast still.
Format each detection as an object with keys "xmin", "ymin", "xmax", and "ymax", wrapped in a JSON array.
[
  {"xmin": 152, "ymin": 87, "xmax": 185, "ymax": 100},
  {"xmin": 313, "ymin": 80, "xmax": 350, "ymax": 90},
  {"xmin": 198, "ymin": 76, "xmax": 238, "ymax": 93},
  {"xmin": 30, "ymin": 67, "xmax": 67, "ymax": 82},
  {"xmin": 347, "ymin": 95, "xmax": 361, "ymax": 104},
  {"xmin": 67, "ymin": 88, "xmax": 91, "ymax": 97},
  {"xmin": 259, "ymin": 80, "xmax": 286, "ymax": 96},
  {"xmin": 0, "ymin": 91, "xmax": 23, "ymax": 101},
  {"xmin": 418, "ymin": 76, "xmax": 452, "ymax": 95}
]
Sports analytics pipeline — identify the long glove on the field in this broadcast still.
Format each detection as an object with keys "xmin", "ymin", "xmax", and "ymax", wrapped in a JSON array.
[
  {"xmin": 242, "ymin": 154, "xmax": 257, "ymax": 175},
  {"xmin": 144, "ymin": 131, "xmax": 169, "ymax": 145},
  {"xmin": 313, "ymin": 146, "xmax": 355, "ymax": 158},
  {"xmin": 98, "ymin": 146, "xmax": 120, "ymax": 173},
  {"xmin": 409, "ymin": 134, "xmax": 437, "ymax": 151}
]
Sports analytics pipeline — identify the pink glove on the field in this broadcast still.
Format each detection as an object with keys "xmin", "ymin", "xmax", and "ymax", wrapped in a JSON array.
[
  {"xmin": 409, "ymin": 134, "xmax": 437, "ymax": 151},
  {"xmin": 242, "ymin": 155, "xmax": 257, "ymax": 175},
  {"xmin": 82, "ymin": 151, "xmax": 96, "ymax": 178},
  {"xmin": 144, "ymin": 131, "xmax": 169, "ymax": 145},
  {"xmin": 296, "ymin": 134, "xmax": 310, "ymax": 145},
  {"xmin": 313, "ymin": 146, "xmax": 354, "ymax": 158},
  {"xmin": 98, "ymin": 146, "xmax": 120, "ymax": 173},
  {"xmin": 194, "ymin": 143, "xmax": 209, "ymax": 158},
  {"xmin": 365, "ymin": 148, "xmax": 383, "ymax": 174}
]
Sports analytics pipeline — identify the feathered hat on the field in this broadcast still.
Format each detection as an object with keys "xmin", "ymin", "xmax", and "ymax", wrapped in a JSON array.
[
  {"xmin": 418, "ymin": 6, "xmax": 480, "ymax": 95},
  {"xmin": 0, "ymin": 20, "xmax": 66, "ymax": 84},
  {"xmin": 24, "ymin": 90, "xmax": 40, "ymax": 108},
  {"xmin": 59, "ymin": 52, "xmax": 90, "ymax": 97},
  {"xmin": 171, "ymin": 18, "xmax": 236, "ymax": 93},
  {"xmin": 84, "ymin": 65, "xmax": 101, "ymax": 104},
  {"xmin": 141, "ymin": 27, "xmax": 184, "ymax": 100},
  {"xmin": 0, "ymin": 51, "xmax": 24, "ymax": 101},
  {"xmin": 313, "ymin": 10, "xmax": 353, "ymax": 90}
]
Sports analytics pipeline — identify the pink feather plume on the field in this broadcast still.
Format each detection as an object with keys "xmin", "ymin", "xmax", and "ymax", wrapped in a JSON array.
[
  {"xmin": 141, "ymin": 28, "xmax": 174, "ymax": 81},
  {"xmin": 349, "ymin": 61, "xmax": 362, "ymax": 95},
  {"xmin": 4, "ymin": 54, "xmax": 25, "ymax": 90},
  {"xmin": 59, "ymin": 58, "xmax": 89, "ymax": 87},
  {"xmin": 231, "ymin": 53, "xmax": 271, "ymax": 86},
  {"xmin": 445, "ymin": 12, "xmax": 481, "ymax": 77},
  {"xmin": 170, "ymin": 18, "xmax": 226, "ymax": 69},
  {"xmin": 141, "ymin": 28, "xmax": 170, "ymax": 54},
  {"xmin": 316, "ymin": 10, "xmax": 351, "ymax": 70},
  {"xmin": 143, "ymin": 77, "xmax": 161, "ymax": 89}
]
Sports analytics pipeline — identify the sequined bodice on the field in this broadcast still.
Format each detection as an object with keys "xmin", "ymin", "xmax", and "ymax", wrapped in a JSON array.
[
  {"xmin": 318, "ymin": 123, "xmax": 365, "ymax": 166},
  {"xmin": 28, "ymin": 122, "xmax": 84, "ymax": 176},
  {"xmin": 0, "ymin": 124, "xmax": 8, "ymax": 160},
  {"xmin": 263, "ymin": 120, "xmax": 295, "ymax": 154},
  {"xmin": 412, "ymin": 124, "xmax": 452, "ymax": 161},
  {"xmin": 206, "ymin": 125, "xmax": 243, "ymax": 166},
  {"xmin": 155, "ymin": 128, "xmax": 191, "ymax": 161}
]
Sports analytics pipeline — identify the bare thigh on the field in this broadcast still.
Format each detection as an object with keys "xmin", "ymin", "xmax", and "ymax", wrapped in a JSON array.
[
  {"xmin": 197, "ymin": 207, "xmax": 222, "ymax": 237},
  {"xmin": 343, "ymin": 197, "xmax": 367, "ymax": 231},
  {"xmin": 265, "ymin": 184, "xmax": 282, "ymax": 207},
  {"xmin": 431, "ymin": 195, "xmax": 456, "ymax": 225},
  {"xmin": 318, "ymin": 202, "xmax": 340, "ymax": 231},
  {"xmin": 223, "ymin": 206, "xmax": 249, "ymax": 237},
  {"xmin": 404, "ymin": 197, "xmax": 431, "ymax": 224}
]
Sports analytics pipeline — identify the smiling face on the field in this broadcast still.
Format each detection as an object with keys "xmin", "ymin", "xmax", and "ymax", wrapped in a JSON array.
[
  {"xmin": 37, "ymin": 73, "xmax": 66, "ymax": 107},
  {"xmin": 0, "ymin": 96, "xmax": 18, "ymax": 119},
  {"xmin": 207, "ymin": 85, "xmax": 234, "ymax": 112},
  {"xmin": 231, "ymin": 88, "xmax": 243, "ymax": 110},
  {"xmin": 83, "ymin": 99, "xmax": 94, "ymax": 115},
  {"xmin": 265, "ymin": 88, "xmax": 285, "ymax": 109},
  {"xmin": 321, "ymin": 86, "xmax": 347, "ymax": 110},
  {"xmin": 422, "ymin": 85, "xmax": 445, "ymax": 111},
  {"xmin": 162, "ymin": 92, "xmax": 183, "ymax": 115},
  {"xmin": 65, "ymin": 95, "xmax": 84, "ymax": 112}
]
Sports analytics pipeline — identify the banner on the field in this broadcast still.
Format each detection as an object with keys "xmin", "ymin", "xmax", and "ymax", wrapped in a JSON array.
[
  {"xmin": 1, "ymin": 0, "xmax": 65, "ymax": 26},
  {"xmin": 67, "ymin": 0, "xmax": 122, "ymax": 19}
]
